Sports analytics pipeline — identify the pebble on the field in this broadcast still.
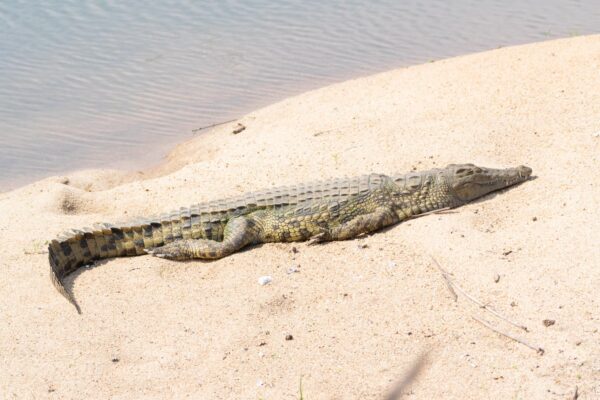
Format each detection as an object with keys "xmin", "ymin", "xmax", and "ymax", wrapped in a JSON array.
[
  {"xmin": 543, "ymin": 319, "xmax": 555, "ymax": 327},
  {"xmin": 286, "ymin": 265, "xmax": 300, "ymax": 274},
  {"xmin": 258, "ymin": 276, "xmax": 272, "ymax": 285}
]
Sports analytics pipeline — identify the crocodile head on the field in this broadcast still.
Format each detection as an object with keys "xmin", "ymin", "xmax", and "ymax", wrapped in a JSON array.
[{"xmin": 445, "ymin": 164, "xmax": 532, "ymax": 203}]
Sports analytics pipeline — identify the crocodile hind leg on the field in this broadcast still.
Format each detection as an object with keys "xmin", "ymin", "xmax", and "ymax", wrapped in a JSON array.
[
  {"xmin": 308, "ymin": 206, "xmax": 399, "ymax": 245},
  {"xmin": 147, "ymin": 217, "xmax": 258, "ymax": 260}
]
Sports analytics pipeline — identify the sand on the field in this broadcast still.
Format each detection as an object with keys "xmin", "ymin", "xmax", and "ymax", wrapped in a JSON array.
[{"xmin": 1, "ymin": 35, "xmax": 599, "ymax": 399}]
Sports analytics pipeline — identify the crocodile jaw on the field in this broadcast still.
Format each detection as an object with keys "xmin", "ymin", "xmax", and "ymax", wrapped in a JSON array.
[{"xmin": 446, "ymin": 164, "xmax": 532, "ymax": 203}]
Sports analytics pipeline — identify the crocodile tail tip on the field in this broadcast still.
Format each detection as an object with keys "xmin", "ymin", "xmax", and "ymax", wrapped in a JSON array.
[{"xmin": 49, "ymin": 254, "xmax": 82, "ymax": 315}]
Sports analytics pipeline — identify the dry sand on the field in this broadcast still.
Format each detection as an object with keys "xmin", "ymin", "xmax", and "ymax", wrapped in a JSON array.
[{"xmin": 1, "ymin": 35, "xmax": 600, "ymax": 399}]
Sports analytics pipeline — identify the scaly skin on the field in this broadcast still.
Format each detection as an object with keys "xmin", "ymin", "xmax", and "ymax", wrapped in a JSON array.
[{"xmin": 48, "ymin": 163, "xmax": 532, "ymax": 313}]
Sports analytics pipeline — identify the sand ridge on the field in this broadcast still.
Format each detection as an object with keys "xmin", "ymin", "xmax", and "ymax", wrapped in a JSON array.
[{"xmin": 1, "ymin": 35, "xmax": 600, "ymax": 399}]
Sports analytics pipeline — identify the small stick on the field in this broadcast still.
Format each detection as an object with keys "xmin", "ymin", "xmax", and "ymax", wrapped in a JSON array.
[
  {"xmin": 313, "ymin": 128, "xmax": 339, "ymax": 137},
  {"xmin": 572, "ymin": 386, "xmax": 579, "ymax": 400},
  {"xmin": 473, "ymin": 316, "xmax": 544, "ymax": 355},
  {"xmin": 430, "ymin": 256, "xmax": 528, "ymax": 332},
  {"xmin": 431, "ymin": 257, "xmax": 458, "ymax": 302},
  {"xmin": 313, "ymin": 124, "xmax": 355, "ymax": 137},
  {"xmin": 191, "ymin": 118, "xmax": 237, "ymax": 134}
]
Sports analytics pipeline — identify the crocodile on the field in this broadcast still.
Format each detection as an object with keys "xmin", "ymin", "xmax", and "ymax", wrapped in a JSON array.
[{"xmin": 49, "ymin": 163, "xmax": 532, "ymax": 313}]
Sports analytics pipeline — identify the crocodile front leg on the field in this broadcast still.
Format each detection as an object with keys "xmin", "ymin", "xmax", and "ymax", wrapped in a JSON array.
[
  {"xmin": 147, "ymin": 217, "xmax": 258, "ymax": 260},
  {"xmin": 308, "ymin": 206, "xmax": 399, "ymax": 244}
]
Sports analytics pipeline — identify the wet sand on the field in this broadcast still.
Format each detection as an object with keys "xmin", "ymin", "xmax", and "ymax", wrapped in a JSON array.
[{"xmin": 1, "ymin": 35, "xmax": 599, "ymax": 398}]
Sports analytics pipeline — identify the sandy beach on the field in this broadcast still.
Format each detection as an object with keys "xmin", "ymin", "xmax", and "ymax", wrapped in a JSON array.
[{"xmin": 1, "ymin": 35, "xmax": 599, "ymax": 399}]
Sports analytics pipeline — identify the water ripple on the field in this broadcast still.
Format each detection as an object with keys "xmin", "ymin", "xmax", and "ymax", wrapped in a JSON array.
[{"xmin": 0, "ymin": 0, "xmax": 599, "ymax": 190}]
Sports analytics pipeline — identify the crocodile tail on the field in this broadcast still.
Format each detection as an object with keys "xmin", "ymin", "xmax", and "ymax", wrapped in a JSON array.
[
  {"xmin": 49, "ymin": 251, "xmax": 81, "ymax": 314},
  {"xmin": 47, "ymin": 209, "xmax": 197, "ymax": 313},
  {"xmin": 47, "ymin": 219, "xmax": 163, "ymax": 313}
]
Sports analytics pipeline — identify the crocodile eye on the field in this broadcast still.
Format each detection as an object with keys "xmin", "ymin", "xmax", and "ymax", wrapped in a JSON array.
[{"xmin": 456, "ymin": 168, "xmax": 474, "ymax": 175}]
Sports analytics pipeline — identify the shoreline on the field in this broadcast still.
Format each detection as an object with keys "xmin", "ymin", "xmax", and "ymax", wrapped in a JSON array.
[
  {"xmin": 0, "ymin": 35, "xmax": 584, "ymax": 195},
  {"xmin": 2, "ymin": 35, "xmax": 599, "ymax": 398}
]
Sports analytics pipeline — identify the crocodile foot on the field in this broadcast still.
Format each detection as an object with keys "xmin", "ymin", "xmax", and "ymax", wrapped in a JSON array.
[{"xmin": 307, "ymin": 229, "xmax": 331, "ymax": 246}]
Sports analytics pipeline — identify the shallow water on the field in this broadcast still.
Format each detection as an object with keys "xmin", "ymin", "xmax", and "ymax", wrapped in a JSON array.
[{"xmin": 0, "ymin": 0, "xmax": 598, "ymax": 190}]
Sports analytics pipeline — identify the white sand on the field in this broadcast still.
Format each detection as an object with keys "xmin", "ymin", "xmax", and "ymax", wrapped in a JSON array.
[{"xmin": 1, "ymin": 35, "xmax": 599, "ymax": 399}]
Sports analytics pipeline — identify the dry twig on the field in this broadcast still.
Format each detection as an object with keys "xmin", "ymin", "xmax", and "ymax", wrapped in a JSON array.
[
  {"xmin": 472, "ymin": 316, "xmax": 544, "ymax": 355},
  {"xmin": 191, "ymin": 119, "xmax": 237, "ymax": 134},
  {"xmin": 312, "ymin": 123, "xmax": 356, "ymax": 137},
  {"xmin": 430, "ymin": 256, "xmax": 528, "ymax": 332},
  {"xmin": 232, "ymin": 123, "xmax": 246, "ymax": 134},
  {"xmin": 430, "ymin": 256, "xmax": 457, "ymax": 302},
  {"xmin": 313, "ymin": 128, "xmax": 339, "ymax": 137}
]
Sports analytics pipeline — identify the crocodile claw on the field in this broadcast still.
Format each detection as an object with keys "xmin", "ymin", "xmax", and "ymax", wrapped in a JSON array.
[
  {"xmin": 144, "ymin": 248, "xmax": 166, "ymax": 258},
  {"xmin": 307, "ymin": 232, "xmax": 329, "ymax": 246}
]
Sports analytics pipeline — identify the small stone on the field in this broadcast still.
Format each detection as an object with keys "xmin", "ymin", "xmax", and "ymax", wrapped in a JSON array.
[
  {"xmin": 286, "ymin": 265, "xmax": 300, "ymax": 274},
  {"xmin": 575, "ymin": 340, "xmax": 582, "ymax": 346},
  {"xmin": 532, "ymin": 216, "xmax": 538, "ymax": 221},
  {"xmin": 543, "ymin": 319, "xmax": 555, "ymax": 327},
  {"xmin": 285, "ymin": 334, "xmax": 294, "ymax": 341},
  {"xmin": 357, "ymin": 243, "xmax": 369, "ymax": 249},
  {"xmin": 494, "ymin": 274, "xmax": 500, "ymax": 283},
  {"xmin": 258, "ymin": 276, "xmax": 272, "ymax": 285},
  {"xmin": 291, "ymin": 246, "xmax": 298, "ymax": 254},
  {"xmin": 111, "ymin": 358, "xmax": 119, "ymax": 363},
  {"xmin": 502, "ymin": 250, "xmax": 513, "ymax": 256}
]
